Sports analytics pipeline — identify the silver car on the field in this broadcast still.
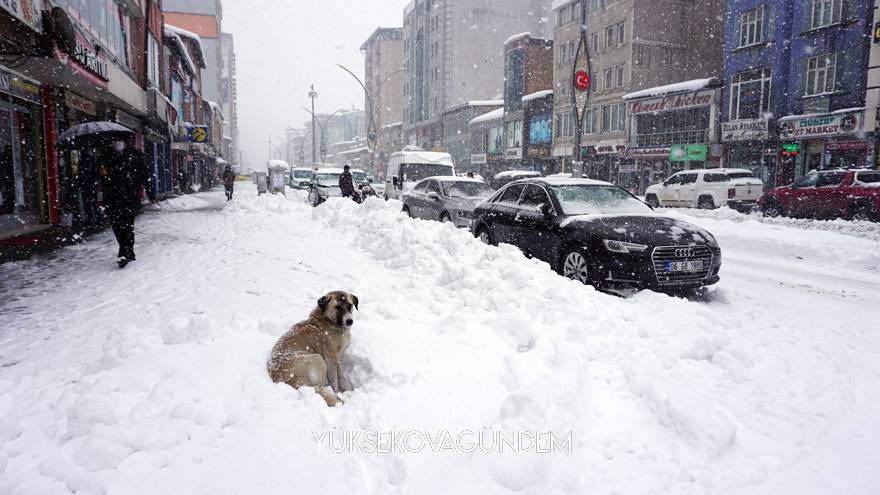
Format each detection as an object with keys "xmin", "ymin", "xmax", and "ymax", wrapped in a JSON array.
[{"xmin": 402, "ymin": 177, "xmax": 494, "ymax": 228}]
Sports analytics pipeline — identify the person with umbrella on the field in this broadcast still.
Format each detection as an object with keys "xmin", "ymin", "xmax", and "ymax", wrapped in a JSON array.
[{"xmin": 98, "ymin": 139, "xmax": 156, "ymax": 268}]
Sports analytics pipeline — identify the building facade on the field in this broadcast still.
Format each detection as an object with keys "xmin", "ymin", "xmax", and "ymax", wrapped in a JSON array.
[
  {"xmin": 220, "ymin": 32, "xmax": 238, "ymax": 168},
  {"xmin": 402, "ymin": 0, "xmax": 552, "ymax": 151},
  {"xmin": 441, "ymin": 100, "xmax": 503, "ymax": 173},
  {"xmin": 361, "ymin": 27, "xmax": 404, "ymax": 167},
  {"xmin": 551, "ymin": 0, "xmax": 725, "ymax": 188}
]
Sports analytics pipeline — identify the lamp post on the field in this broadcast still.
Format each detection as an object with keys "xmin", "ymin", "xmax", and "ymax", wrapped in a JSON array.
[
  {"xmin": 571, "ymin": 0, "xmax": 592, "ymax": 178},
  {"xmin": 308, "ymin": 85, "xmax": 318, "ymax": 164},
  {"xmin": 301, "ymin": 107, "xmax": 344, "ymax": 163},
  {"xmin": 336, "ymin": 64, "xmax": 378, "ymax": 173}
]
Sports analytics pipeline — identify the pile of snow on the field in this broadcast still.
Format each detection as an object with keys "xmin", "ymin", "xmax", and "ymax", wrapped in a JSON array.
[
  {"xmin": 150, "ymin": 194, "xmax": 212, "ymax": 212},
  {"xmin": 1, "ymin": 185, "xmax": 879, "ymax": 494}
]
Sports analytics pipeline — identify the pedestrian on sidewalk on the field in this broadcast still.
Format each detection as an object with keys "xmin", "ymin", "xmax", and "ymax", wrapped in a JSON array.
[
  {"xmin": 339, "ymin": 165, "xmax": 355, "ymax": 199},
  {"xmin": 98, "ymin": 139, "xmax": 156, "ymax": 268},
  {"xmin": 222, "ymin": 165, "xmax": 236, "ymax": 201}
]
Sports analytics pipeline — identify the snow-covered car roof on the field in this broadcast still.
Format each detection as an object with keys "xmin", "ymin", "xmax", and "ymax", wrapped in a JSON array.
[
  {"xmin": 391, "ymin": 150, "xmax": 454, "ymax": 166},
  {"xmin": 292, "ymin": 167, "xmax": 313, "ymax": 171},
  {"xmin": 675, "ymin": 168, "xmax": 754, "ymax": 175},
  {"xmin": 420, "ymin": 176, "xmax": 488, "ymax": 183},
  {"xmin": 528, "ymin": 177, "xmax": 615, "ymax": 187},
  {"xmin": 494, "ymin": 170, "xmax": 542, "ymax": 179},
  {"xmin": 314, "ymin": 168, "xmax": 345, "ymax": 174}
]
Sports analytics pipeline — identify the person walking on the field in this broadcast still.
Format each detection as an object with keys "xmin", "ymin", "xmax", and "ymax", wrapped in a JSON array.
[
  {"xmin": 339, "ymin": 165, "xmax": 355, "ymax": 200},
  {"xmin": 98, "ymin": 139, "xmax": 155, "ymax": 268},
  {"xmin": 222, "ymin": 165, "xmax": 236, "ymax": 200}
]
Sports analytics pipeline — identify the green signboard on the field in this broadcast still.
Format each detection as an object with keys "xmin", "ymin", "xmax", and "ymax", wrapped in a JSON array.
[{"xmin": 670, "ymin": 144, "xmax": 708, "ymax": 162}]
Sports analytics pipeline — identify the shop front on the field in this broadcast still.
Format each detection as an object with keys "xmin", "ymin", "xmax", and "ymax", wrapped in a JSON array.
[
  {"xmin": 0, "ymin": 64, "xmax": 45, "ymax": 239},
  {"xmin": 583, "ymin": 140, "xmax": 626, "ymax": 184},
  {"xmin": 777, "ymin": 109, "xmax": 874, "ymax": 186},
  {"xmin": 722, "ymin": 117, "xmax": 776, "ymax": 187}
]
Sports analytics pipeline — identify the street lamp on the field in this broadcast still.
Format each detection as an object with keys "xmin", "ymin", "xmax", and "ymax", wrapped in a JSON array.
[
  {"xmin": 301, "ymin": 107, "xmax": 344, "ymax": 163},
  {"xmin": 308, "ymin": 85, "xmax": 318, "ymax": 164},
  {"xmin": 337, "ymin": 64, "xmax": 378, "ymax": 172}
]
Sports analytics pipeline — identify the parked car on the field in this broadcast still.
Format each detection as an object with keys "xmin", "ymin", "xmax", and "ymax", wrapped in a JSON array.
[
  {"xmin": 402, "ymin": 177, "xmax": 494, "ymax": 228},
  {"xmin": 758, "ymin": 169, "xmax": 880, "ymax": 222},
  {"xmin": 492, "ymin": 170, "xmax": 542, "ymax": 189},
  {"xmin": 290, "ymin": 167, "xmax": 313, "ymax": 189},
  {"xmin": 367, "ymin": 175, "xmax": 385, "ymax": 197},
  {"xmin": 644, "ymin": 168, "xmax": 763, "ymax": 211},
  {"xmin": 471, "ymin": 177, "xmax": 722, "ymax": 292},
  {"xmin": 385, "ymin": 148, "xmax": 456, "ymax": 201},
  {"xmin": 308, "ymin": 168, "xmax": 374, "ymax": 206}
]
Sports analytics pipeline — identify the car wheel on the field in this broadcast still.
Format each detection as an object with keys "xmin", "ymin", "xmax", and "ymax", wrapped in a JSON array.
[
  {"xmin": 440, "ymin": 212, "xmax": 451, "ymax": 223},
  {"xmin": 476, "ymin": 226, "xmax": 495, "ymax": 246},
  {"xmin": 645, "ymin": 194, "xmax": 660, "ymax": 208},
  {"xmin": 561, "ymin": 248, "xmax": 591, "ymax": 285},
  {"xmin": 849, "ymin": 206, "xmax": 875, "ymax": 222},
  {"xmin": 402, "ymin": 205, "xmax": 412, "ymax": 217},
  {"xmin": 763, "ymin": 201, "xmax": 784, "ymax": 218},
  {"xmin": 698, "ymin": 196, "xmax": 715, "ymax": 210}
]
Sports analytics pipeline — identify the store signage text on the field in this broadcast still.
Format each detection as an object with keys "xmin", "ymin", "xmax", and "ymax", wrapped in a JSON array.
[
  {"xmin": 73, "ymin": 32, "xmax": 110, "ymax": 81},
  {"xmin": 505, "ymin": 148, "xmax": 522, "ymax": 160},
  {"xmin": 0, "ymin": 66, "xmax": 41, "ymax": 104},
  {"xmin": 470, "ymin": 154, "xmax": 487, "ymax": 164},
  {"xmin": 670, "ymin": 144, "xmax": 708, "ymax": 162},
  {"xmin": 721, "ymin": 119, "xmax": 769, "ymax": 142},
  {"xmin": 779, "ymin": 113, "xmax": 862, "ymax": 139},
  {"xmin": 630, "ymin": 90, "xmax": 714, "ymax": 115}
]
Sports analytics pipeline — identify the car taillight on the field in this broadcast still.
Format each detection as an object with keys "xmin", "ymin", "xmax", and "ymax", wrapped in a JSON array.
[{"xmin": 728, "ymin": 188, "xmax": 736, "ymax": 199}]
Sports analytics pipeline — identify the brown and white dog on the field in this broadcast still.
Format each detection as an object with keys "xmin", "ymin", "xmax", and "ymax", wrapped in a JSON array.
[{"xmin": 267, "ymin": 291, "xmax": 358, "ymax": 407}]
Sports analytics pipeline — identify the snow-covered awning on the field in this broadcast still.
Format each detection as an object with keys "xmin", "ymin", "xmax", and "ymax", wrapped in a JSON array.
[
  {"xmin": 623, "ymin": 78, "xmax": 720, "ymax": 101},
  {"xmin": 468, "ymin": 99, "xmax": 504, "ymax": 107},
  {"xmin": 164, "ymin": 31, "xmax": 199, "ymax": 76},
  {"xmin": 522, "ymin": 90, "xmax": 553, "ymax": 103},
  {"xmin": 469, "ymin": 107, "xmax": 504, "ymax": 126},
  {"xmin": 165, "ymin": 24, "xmax": 207, "ymax": 69}
]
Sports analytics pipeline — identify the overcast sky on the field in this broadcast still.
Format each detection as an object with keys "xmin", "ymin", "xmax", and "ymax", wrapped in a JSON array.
[{"xmin": 222, "ymin": 0, "xmax": 407, "ymax": 169}]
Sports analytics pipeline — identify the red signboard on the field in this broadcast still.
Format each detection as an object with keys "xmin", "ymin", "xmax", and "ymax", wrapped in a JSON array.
[{"xmin": 574, "ymin": 70, "xmax": 590, "ymax": 92}]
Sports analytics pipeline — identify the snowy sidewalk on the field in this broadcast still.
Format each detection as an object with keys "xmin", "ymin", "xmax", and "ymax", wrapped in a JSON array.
[{"xmin": 1, "ymin": 184, "xmax": 879, "ymax": 494}]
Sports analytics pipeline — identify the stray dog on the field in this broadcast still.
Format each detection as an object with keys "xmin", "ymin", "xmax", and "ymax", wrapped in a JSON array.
[{"xmin": 267, "ymin": 291, "xmax": 358, "ymax": 406}]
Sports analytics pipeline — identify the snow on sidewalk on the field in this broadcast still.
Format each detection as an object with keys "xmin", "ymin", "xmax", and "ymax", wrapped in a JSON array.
[{"xmin": 1, "ymin": 185, "xmax": 879, "ymax": 494}]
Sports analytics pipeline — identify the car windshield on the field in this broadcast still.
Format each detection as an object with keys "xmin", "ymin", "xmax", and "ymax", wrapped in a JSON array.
[
  {"xmin": 442, "ymin": 181, "xmax": 493, "ymax": 198},
  {"xmin": 293, "ymin": 170, "xmax": 311, "ymax": 179},
  {"xmin": 316, "ymin": 173, "xmax": 341, "ymax": 187},
  {"xmin": 401, "ymin": 163, "xmax": 454, "ymax": 182},
  {"xmin": 353, "ymin": 172, "xmax": 368, "ymax": 184},
  {"xmin": 551, "ymin": 185, "xmax": 653, "ymax": 216}
]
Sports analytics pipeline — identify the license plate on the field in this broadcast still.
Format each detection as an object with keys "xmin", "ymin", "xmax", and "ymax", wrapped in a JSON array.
[{"xmin": 665, "ymin": 260, "xmax": 704, "ymax": 273}]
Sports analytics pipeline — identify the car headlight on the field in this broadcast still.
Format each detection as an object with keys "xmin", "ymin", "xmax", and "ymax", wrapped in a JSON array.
[{"xmin": 603, "ymin": 239, "xmax": 649, "ymax": 253}]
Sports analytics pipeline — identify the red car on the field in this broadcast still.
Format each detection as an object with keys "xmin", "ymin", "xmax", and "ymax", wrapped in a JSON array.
[{"xmin": 758, "ymin": 169, "xmax": 880, "ymax": 222}]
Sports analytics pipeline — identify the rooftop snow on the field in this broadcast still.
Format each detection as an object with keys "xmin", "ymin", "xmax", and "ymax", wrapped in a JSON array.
[
  {"xmin": 504, "ymin": 32, "xmax": 532, "ymax": 45},
  {"xmin": 522, "ymin": 90, "xmax": 554, "ymax": 102},
  {"xmin": 164, "ymin": 32, "xmax": 199, "ymax": 75},
  {"xmin": 469, "ymin": 107, "xmax": 505, "ymax": 126},
  {"xmin": 623, "ymin": 78, "xmax": 718, "ymax": 100},
  {"xmin": 267, "ymin": 159, "xmax": 290, "ymax": 168},
  {"xmin": 164, "ymin": 24, "xmax": 207, "ymax": 68},
  {"xmin": 467, "ymin": 99, "xmax": 504, "ymax": 107}
]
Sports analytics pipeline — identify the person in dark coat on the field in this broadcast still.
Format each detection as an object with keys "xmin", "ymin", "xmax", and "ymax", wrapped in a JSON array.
[
  {"xmin": 339, "ymin": 165, "xmax": 355, "ymax": 199},
  {"xmin": 222, "ymin": 165, "xmax": 236, "ymax": 200},
  {"xmin": 98, "ymin": 140, "xmax": 155, "ymax": 268},
  {"xmin": 76, "ymin": 148, "xmax": 100, "ymax": 229}
]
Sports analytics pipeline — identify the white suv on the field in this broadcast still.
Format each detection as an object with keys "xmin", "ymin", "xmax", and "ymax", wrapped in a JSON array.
[{"xmin": 645, "ymin": 168, "xmax": 763, "ymax": 211}]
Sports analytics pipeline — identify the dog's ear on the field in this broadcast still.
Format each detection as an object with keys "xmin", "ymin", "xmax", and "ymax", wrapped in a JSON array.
[
  {"xmin": 317, "ymin": 295, "xmax": 330, "ymax": 310},
  {"xmin": 351, "ymin": 294, "xmax": 359, "ymax": 310}
]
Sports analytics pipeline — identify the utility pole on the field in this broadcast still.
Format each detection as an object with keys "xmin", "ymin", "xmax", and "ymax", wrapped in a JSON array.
[
  {"xmin": 571, "ymin": 0, "xmax": 592, "ymax": 178},
  {"xmin": 309, "ymin": 85, "xmax": 318, "ymax": 164},
  {"xmin": 337, "ymin": 64, "xmax": 378, "ymax": 173}
]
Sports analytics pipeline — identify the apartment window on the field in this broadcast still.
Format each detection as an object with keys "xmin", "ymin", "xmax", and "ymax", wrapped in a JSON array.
[
  {"xmin": 615, "ymin": 64, "xmax": 624, "ymax": 88},
  {"xmin": 557, "ymin": 9, "xmax": 565, "ymax": 26},
  {"xmin": 605, "ymin": 26, "xmax": 614, "ymax": 50},
  {"xmin": 558, "ymin": 43, "xmax": 568, "ymax": 64},
  {"xmin": 809, "ymin": 0, "xmax": 842, "ymax": 29},
  {"xmin": 730, "ymin": 68, "xmax": 772, "ymax": 120},
  {"xmin": 583, "ymin": 108, "xmax": 599, "ymax": 134},
  {"xmin": 555, "ymin": 112, "xmax": 574, "ymax": 138},
  {"xmin": 569, "ymin": 40, "xmax": 576, "ymax": 61},
  {"xmin": 590, "ymin": 0, "xmax": 599, "ymax": 10},
  {"xmin": 570, "ymin": 3, "xmax": 579, "ymax": 22},
  {"xmin": 617, "ymin": 22, "xmax": 625, "ymax": 46},
  {"xmin": 604, "ymin": 67, "xmax": 614, "ymax": 90},
  {"xmin": 737, "ymin": 5, "xmax": 764, "ymax": 48},
  {"xmin": 147, "ymin": 34, "xmax": 160, "ymax": 86},
  {"xmin": 590, "ymin": 33, "xmax": 599, "ymax": 53},
  {"xmin": 805, "ymin": 52, "xmax": 837, "ymax": 96},
  {"xmin": 602, "ymin": 103, "xmax": 626, "ymax": 133}
]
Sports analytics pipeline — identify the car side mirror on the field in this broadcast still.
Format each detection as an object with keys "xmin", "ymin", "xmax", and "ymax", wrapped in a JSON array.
[{"xmin": 427, "ymin": 192, "xmax": 440, "ymax": 201}]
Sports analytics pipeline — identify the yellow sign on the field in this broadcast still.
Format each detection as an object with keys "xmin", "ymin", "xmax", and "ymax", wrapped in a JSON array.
[{"xmin": 188, "ymin": 125, "xmax": 209, "ymax": 143}]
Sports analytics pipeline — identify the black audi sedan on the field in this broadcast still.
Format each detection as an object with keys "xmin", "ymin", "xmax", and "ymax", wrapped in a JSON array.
[{"xmin": 471, "ymin": 177, "xmax": 722, "ymax": 292}]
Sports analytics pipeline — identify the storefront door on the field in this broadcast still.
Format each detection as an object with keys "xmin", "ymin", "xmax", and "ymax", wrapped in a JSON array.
[{"xmin": 0, "ymin": 102, "xmax": 40, "ymax": 231}]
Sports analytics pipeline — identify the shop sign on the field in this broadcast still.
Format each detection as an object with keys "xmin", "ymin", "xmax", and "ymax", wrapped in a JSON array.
[
  {"xmin": 0, "ymin": 0, "xmax": 42, "ymax": 32},
  {"xmin": 721, "ymin": 118, "xmax": 769, "ymax": 142},
  {"xmin": 552, "ymin": 145, "xmax": 573, "ymax": 157},
  {"xmin": 186, "ymin": 124, "xmax": 210, "ymax": 144},
  {"xmin": 630, "ymin": 90, "xmax": 715, "ymax": 115},
  {"xmin": 618, "ymin": 162, "xmax": 638, "ymax": 173},
  {"xmin": 527, "ymin": 147, "xmax": 550, "ymax": 158},
  {"xmin": 670, "ymin": 144, "xmax": 708, "ymax": 162},
  {"xmin": 72, "ymin": 30, "xmax": 110, "ymax": 81},
  {"xmin": 825, "ymin": 141, "xmax": 869, "ymax": 152},
  {"xmin": 0, "ymin": 65, "xmax": 41, "ymax": 104},
  {"xmin": 505, "ymin": 148, "xmax": 522, "ymax": 160},
  {"xmin": 470, "ymin": 153, "xmax": 487, "ymax": 164},
  {"xmin": 65, "ymin": 92, "xmax": 97, "ymax": 115},
  {"xmin": 781, "ymin": 143, "xmax": 800, "ymax": 156},
  {"xmin": 625, "ymin": 146, "xmax": 672, "ymax": 159},
  {"xmin": 779, "ymin": 112, "xmax": 863, "ymax": 139},
  {"xmin": 596, "ymin": 145, "xmax": 626, "ymax": 155}
]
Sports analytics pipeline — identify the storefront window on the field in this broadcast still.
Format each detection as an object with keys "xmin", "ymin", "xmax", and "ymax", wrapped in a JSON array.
[
  {"xmin": 636, "ymin": 107, "xmax": 710, "ymax": 146},
  {"xmin": 0, "ymin": 104, "xmax": 41, "ymax": 228},
  {"xmin": 730, "ymin": 68, "xmax": 771, "ymax": 120}
]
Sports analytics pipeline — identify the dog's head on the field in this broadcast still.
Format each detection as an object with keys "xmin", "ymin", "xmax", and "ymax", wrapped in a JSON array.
[{"xmin": 317, "ymin": 291, "xmax": 359, "ymax": 328}]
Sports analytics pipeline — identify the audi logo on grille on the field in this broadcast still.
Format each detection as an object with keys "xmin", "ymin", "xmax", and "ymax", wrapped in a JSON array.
[{"xmin": 675, "ymin": 248, "xmax": 695, "ymax": 258}]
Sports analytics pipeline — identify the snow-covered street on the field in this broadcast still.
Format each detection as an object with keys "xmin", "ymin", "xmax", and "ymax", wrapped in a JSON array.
[{"xmin": 2, "ymin": 184, "xmax": 879, "ymax": 494}]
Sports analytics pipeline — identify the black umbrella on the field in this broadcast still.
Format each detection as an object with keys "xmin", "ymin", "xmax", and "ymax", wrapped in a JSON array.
[{"xmin": 57, "ymin": 121, "xmax": 133, "ymax": 148}]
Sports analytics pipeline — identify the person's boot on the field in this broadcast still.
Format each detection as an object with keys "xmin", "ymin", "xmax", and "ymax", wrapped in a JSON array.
[{"xmin": 117, "ymin": 256, "xmax": 130, "ymax": 268}]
